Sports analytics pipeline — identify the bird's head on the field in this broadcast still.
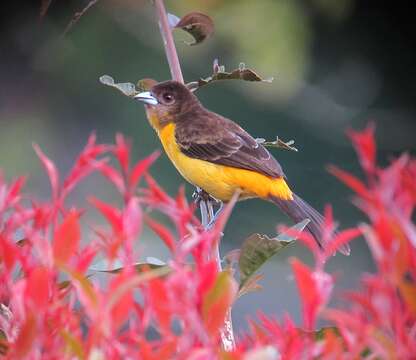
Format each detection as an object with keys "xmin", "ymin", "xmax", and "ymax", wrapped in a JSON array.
[{"xmin": 134, "ymin": 81, "xmax": 199, "ymax": 128}]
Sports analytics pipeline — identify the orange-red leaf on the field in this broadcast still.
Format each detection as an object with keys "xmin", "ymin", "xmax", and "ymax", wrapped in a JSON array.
[
  {"xmin": 13, "ymin": 314, "xmax": 37, "ymax": 359},
  {"xmin": 53, "ymin": 210, "xmax": 81, "ymax": 264},
  {"xmin": 25, "ymin": 266, "xmax": 50, "ymax": 310},
  {"xmin": 202, "ymin": 271, "xmax": 238, "ymax": 337}
]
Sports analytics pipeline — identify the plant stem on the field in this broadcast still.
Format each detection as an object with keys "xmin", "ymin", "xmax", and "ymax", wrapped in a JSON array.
[
  {"xmin": 153, "ymin": 0, "xmax": 235, "ymax": 351},
  {"xmin": 154, "ymin": 0, "xmax": 184, "ymax": 83}
]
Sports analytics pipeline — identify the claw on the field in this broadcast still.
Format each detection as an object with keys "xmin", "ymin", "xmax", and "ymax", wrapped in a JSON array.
[
  {"xmin": 192, "ymin": 187, "xmax": 216, "ymax": 204},
  {"xmin": 206, "ymin": 201, "xmax": 224, "ymax": 229}
]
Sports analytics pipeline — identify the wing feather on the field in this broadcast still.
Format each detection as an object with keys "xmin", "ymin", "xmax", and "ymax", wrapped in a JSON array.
[{"xmin": 175, "ymin": 111, "xmax": 285, "ymax": 178}]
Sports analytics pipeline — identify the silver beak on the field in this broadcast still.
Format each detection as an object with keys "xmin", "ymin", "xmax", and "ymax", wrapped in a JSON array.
[{"xmin": 134, "ymin": 91, "xmax": 158, "ymax": 105}]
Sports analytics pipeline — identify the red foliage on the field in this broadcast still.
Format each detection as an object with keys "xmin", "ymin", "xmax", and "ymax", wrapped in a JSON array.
[{"xmin": 1, "ymin": 125, "xmax": 415, "ymax": 358}]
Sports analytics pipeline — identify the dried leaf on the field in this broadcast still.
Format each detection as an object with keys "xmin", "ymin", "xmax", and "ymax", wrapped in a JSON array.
[
  {"xmin": 238, "ymin": 219, "xmax": 309, "ymax": 289},
  {"xmin": 256, "ymin": 137, "xmax": 298, "ymax": 152},
  {"xmin": 99, "ymin": 75, "xmax": 138, "ymax": 97},
  {"xmin": 136, "ymin": 78, "xmax": 158, "ymax": 92},
  {"xmin": 174, "ymin": 12, "xmax": 214, "ymax": 45},
  {"xmin": 187, "ymin": 61, "xmax": 273, "ymax": 91},
  {"xmin": 89, "ymin": 257, "xmax": 170, "ymax": 275}
]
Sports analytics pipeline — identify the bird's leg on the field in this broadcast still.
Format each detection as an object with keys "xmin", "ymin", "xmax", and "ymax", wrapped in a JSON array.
[
  {"xmin": 192, "ymin": 187, "xmax": 223, "ymax": 229},
  {"xmin": 192, "ymin": 187, "xmax": 212, "ymax": 204},
  {"xmin": 206, "ymin": 201, "xmax": 224, "ymax": 229}
]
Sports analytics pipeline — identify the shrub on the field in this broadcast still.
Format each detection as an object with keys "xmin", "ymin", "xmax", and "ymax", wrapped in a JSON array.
[{"xmin": 0, "ymin": 125, "xmax": 415, "ymax": 359}]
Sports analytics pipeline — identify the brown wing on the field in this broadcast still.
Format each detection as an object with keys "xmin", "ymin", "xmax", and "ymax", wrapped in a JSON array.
[{"xmin": 175, "ymin": 110, "xmax": 285, "ymax": 179}]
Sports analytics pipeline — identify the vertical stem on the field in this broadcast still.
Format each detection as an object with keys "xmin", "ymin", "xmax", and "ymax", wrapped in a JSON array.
[
  {"xmin": 154, "ymin": 0, "xmax": 184, "ymax": 83},
  {"xmin": 153, "ymin": 0, "xmax": 235, "ymax": 351}
]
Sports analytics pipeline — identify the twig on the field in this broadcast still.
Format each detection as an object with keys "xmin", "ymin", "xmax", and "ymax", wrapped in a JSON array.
[
  {"xmin": 153, "ymin": 0, "xmax": 235, "ymax": 351},
  {"xmin": 154, "ymin": 0, "xmax": 184, "ymax": 83},
  {"xmin": 63, "ymin": 0, "xmax": 100, "ymax": 36}
]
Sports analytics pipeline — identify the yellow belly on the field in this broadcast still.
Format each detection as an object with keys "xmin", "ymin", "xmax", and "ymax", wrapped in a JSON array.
[{"xmin": 157, "ymin": 123, "xmax": 293, "ymax": 202}]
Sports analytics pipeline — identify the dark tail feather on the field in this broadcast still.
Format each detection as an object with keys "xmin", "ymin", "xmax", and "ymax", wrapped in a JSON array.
[{"xmin": 271, "ymin": 193, "xmax": 350, "ymax": 256}]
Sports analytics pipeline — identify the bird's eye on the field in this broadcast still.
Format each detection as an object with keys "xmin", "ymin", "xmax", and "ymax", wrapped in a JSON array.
[{"xmin": 162, "ymin": 92, "xmax": 175, "ymax": 104}]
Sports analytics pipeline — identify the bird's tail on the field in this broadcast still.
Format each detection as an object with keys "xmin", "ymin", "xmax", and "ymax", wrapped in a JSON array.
[{"xmin": 270, "ymin": 193, "xmax": 350, "ymax": 256}]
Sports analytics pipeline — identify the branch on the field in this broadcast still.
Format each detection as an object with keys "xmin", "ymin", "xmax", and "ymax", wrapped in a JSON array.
[
  {"xmin": 154, "ymin": 0, "xmax": 184, "ymax": 83},
  {"xmin": 153, "ymin": 0, "xmax": 235, "ymax": 351}
]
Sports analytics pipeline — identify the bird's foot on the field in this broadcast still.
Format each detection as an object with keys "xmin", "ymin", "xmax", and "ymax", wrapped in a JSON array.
[
  {"xmin": 206, "ymin": 201, "xmax": 224, "ymax": 230},
  {"xmin": 192, "ymin": 187, "xmax": 213, "ymax": 204}
]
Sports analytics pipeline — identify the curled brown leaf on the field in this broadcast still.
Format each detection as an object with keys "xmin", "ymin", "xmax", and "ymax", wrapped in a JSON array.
[
  {"xmin": 137, "ymin": 78, "xmax": 158, "ymax": 92},
  {"xmin": 175, "ymin": 12, "xmax": 214, "ymax": 45}
]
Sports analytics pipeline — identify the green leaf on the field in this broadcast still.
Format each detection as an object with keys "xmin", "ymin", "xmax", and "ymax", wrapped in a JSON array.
[
  {"xmin": 174, "ymin": 12, "xmax": 214, "ymax": 45},
  {"xmin": 187, "ymin": 60, "xmax": 273, "ymax": 91},
  {"xmin": 99, "ymin": 75, "xmax": 138, "ymax": 97},
  {"xmin": 238, "ymin": 219, "xmax": 309, "ymax": 289},
  {"xmin": 238, "ymin": 274, "xmax": 263, "ymax": 298},
  {"xmin": 89, "ymin": 257, "xmax": 170, "ymax": 275}
]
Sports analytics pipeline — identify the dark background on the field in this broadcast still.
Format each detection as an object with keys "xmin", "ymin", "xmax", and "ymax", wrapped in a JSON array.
[{"xmin": 1, "ymin": 0, "xmax": 415, "ymax": 331}]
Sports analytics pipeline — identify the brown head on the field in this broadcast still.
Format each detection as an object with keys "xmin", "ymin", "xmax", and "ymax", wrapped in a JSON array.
[{"xmin": 134, "ymin": 80, "xmax": 200, "ymax": 129}]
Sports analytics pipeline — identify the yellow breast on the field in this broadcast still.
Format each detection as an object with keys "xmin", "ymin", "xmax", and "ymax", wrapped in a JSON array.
[{"xmin": 152, "ymin": 122, "xmax": 293, "ymax": 202}]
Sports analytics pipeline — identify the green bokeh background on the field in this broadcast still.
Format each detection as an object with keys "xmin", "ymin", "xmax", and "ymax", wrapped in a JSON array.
[{"xmin": 1, "ymin": 0, "xmax": 415, "ymax": 330}]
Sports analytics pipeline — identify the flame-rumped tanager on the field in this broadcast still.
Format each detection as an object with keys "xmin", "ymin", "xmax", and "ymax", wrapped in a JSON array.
[{"xmin": 135, "ymin": 80, "xmax": 349, "ymax": 255}]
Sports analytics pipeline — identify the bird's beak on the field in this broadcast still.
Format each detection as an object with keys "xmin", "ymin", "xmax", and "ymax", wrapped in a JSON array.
[{"xmin": 134, "ymin": 91, "xmax": 158, "ymax": 105}]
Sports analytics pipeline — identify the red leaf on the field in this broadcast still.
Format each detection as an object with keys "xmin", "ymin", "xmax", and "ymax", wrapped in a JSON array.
[
  {"xmin": 12, "ymin": 313, "xmax": 37, "ymax": 359},
  {"xmin": 325, "ymin": 227, "xmax": 362, "ymax": 257},
  {"xmin": 0, "ymin": 234, "xmax": 17, "ymax": 271},
  {"xmin": 144, "ymin": 174, "xmax": 170, "ymax": 203},
  {"xmin": 62, "ymin": 158, "xmax": 108, "ymax": 199},
  {"xmin": 148, "ymin": 277, "xmax": 171, "ymax": 333},
  {"xmin": 33, "ymin": 144, "xmax": 59, "ymax": 201},
  {"xmin": 328, "ymin": 165, "xmax": 370, "ymax": 199},
  {"xmin": 348, "ymin": 123, "xmax": 376, "ymax": 174},
  {"xmin": 129, "ymin": 151, "xmax": 160, "ymax": 189},
  {"xmin": 122, "ymin": 197, "xmax": 142, "ymax": 241},
  {"xmin": 291, "ymin": 258, "xmax": 319, "ymax": 329},
  {"xmin": 197, "ymin": 261, "xmax": 218, "ymax": 297},
  {"xmin": 89, "ymin": 197, "xmax": 123, "ymax": 234},
  {"xmin": 145, "ymin": 216, "xmax": 175, "ymax": 252},
  {"xmin": 6, "ymin": 176, "xmax": 26, "ymax": 204},
  {"xmin": 25, "ymin": 266, "xmax": 50, "ymax": 310},
  {"xmin": 75, "ymin": 244, "xmax": 98, "ymax": 273},
  {"xmin": 109, "ymin": 272, "xmax": 134, "ymax": 330},
  {"xmin": 96, "ymin": 162, "xmax": 126, "ymax": 194},
  {"xmin": 202, "ymin": 271, "xmax": 238, "ymax": 338},
  {"xmin": 53, "ymin": 209, "xmax": 81, "ymax": 264},
  {"xmin": 114, "ymin": 133, "xmax": 130, "ymax": 174}
]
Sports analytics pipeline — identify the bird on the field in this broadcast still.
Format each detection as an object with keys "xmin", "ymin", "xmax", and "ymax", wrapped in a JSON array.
[{"xmin": 134, "ymin": 80, "xmax": 350, "ymax": 255}]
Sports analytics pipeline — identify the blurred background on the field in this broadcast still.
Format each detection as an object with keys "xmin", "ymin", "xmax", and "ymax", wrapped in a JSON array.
[{"xmin": 1, "ymin": 0, "xmax": 415, "ymax": 332}]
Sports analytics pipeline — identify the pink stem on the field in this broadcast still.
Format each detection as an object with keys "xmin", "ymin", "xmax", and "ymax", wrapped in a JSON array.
[
  {"xmin": 154, "ymin": 0, "xmax": 184, "ymax": 83},
  {"xmin": 153, "ymin": 0, "xmax": 235, "ymax": 351}
]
